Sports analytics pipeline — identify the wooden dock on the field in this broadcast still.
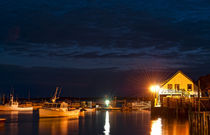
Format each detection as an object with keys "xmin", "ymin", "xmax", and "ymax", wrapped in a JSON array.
[
  {"xmin": 151, "ymin": 97, "xmax": 210, "ymax": 134},
  {"xmin": 189, "ymin": 112, "xmax": 210, "ymax": 135},
  {"xmin": 151, "ymin": 97, "xmax": 210, "ymax": 116}
]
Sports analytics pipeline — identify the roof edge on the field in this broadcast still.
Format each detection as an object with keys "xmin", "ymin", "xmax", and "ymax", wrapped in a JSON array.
[{"xmin": 161, "ymin": 70, "xmax": 195, "ymax": 87}]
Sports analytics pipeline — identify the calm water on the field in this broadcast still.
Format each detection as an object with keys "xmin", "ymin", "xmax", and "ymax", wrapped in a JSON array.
[{"xmin": 0, "ymin": 111, "xmax": 190, "ymax": 135}]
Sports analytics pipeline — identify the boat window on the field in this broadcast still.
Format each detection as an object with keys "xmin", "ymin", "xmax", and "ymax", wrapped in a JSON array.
[
  {"xmin": 60, "ymin": 103, "xmax": 68, "ymax": 108},
  {"xmin": 44, "ymin": 104, "xmax": 49, "ymax": 108}
]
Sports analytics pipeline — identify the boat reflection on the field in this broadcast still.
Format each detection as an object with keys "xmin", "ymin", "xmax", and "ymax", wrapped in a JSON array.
[
  {"xmin": 39, "ymin": 117, "xmax": 79, "ymax": 135},
  {"xmin": 79, "ymin": 111, "xmax": 85, "ymax": 117},
  {"xmin": 0, "ymin": 121, "xmax": 5, "ymax": 132},
  {"xmin": 1, "ymin": 111, "xmax": 19, "ymax": 135},
  {"xmin": 0, "ymin": 111, "xmax": 19, "ymax": 122},
  {"xmin": 104, "ymin": 111, "xmax": 110, "ymax": 135}
]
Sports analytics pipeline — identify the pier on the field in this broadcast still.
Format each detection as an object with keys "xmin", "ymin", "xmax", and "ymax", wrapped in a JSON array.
[
  {"xmin": 151, "ymin": 97, "xmax": 210, "ymax": 116},
  {"xmin": 189, "ymin": 112, "xmax": 210, "ymax": 135},
  {"xmin": 151, "ymin": 97, "xmax": 210, "ymax": 135}
]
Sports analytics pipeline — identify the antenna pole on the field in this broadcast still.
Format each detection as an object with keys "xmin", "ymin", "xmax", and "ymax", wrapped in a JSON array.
[
  {"xmin": 28, "ymin": 89, "xmax": 30, "ymax": 101},
  {"xmin": 198, "ymin": 80, "xmax": 201, "ymax": 112}
]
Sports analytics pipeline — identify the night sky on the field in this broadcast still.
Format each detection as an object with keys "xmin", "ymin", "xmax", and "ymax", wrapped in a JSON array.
[{"xmin": 0, "ymin": 0, "xmax": 210, "ymax": 97}]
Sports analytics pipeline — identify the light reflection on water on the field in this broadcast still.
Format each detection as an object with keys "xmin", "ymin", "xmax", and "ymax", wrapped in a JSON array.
[
  {"xmin": 150, "ymin": 117, "xmax": 190, "ymax": 135},
  {"xmin": 39, "ymin": 118, "xmax": 79, "ymax": 135},
  {"xmin": 150, "ymin": 118, "xmax": 162, "ymax": 135},
  {"xmin": 0, "ymin": 110, "xmax": 191, "ymax": 135},
  {"xmin": 104, "ymin": 111, "xmax": 110, "ymax": 135}
]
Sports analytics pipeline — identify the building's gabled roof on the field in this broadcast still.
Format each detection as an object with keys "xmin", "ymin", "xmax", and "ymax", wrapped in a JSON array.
[{"xmin": 160, "ymin": 70, "xmax": 194, "ymax": 87}]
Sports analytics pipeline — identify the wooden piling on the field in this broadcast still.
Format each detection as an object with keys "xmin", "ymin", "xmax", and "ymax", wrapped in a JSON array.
[{"xmin": 189, "ymin": 112, "xmax": 210, "ymax": 135}]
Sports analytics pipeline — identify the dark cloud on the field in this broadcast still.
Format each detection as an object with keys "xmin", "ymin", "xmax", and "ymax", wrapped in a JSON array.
[
  {"xmin": 0, "ymin": 42, "xmax": 209, "ymax": 70},
  {"xmin": 1, "ymin": 0, "xmax": 210, "ymax": 50},
  {"xmin": 0, "ymin": 0, "xmax": 210, "ymax": 96}
]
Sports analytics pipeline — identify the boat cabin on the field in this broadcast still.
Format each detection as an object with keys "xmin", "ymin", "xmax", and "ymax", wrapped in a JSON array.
[
  {"xmin": 7, "ymin": 95, "xmax": 18, "ymax": 107},
  {"xmin": 43, "ymin": 102, "xmax": 68, "ymax": 109}
]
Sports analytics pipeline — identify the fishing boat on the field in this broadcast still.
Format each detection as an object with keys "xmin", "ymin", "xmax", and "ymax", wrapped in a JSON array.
[
  {"xmin": 39, "ymin": 102, "xmax": 80, "ymax": 118},
  {"xmin": 0, "ymin": 95, "xmax": 33, "ymax": 111},
  {"xmin": 39, "ymin": 87, "xmax": 80, "ymax": 118}
]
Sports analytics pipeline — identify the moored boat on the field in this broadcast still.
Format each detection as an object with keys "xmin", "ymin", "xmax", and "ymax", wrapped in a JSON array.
[
  {"xmin": 0, "ymin": 95, "xmax": 33, "ymax": 111},
  {"xmin": 39, "ymin": 102, "xmax": 80, "ymax": 118},
  {"xmin": 39, "ymin": 87, "xmax": 80, "ymax": 118},
  {"xmin": 81, "ymin": 108, "xmax": 96, "ymax": 112},
  {"xmin": 97, "ymin": 107, "xmax": 121, "ymax": 111}
]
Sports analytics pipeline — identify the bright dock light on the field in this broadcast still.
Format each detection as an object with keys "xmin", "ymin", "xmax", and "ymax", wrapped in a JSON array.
[
  {"xmin": 150, "ymin": 85, "xmax": 160, "ymax": 93},
  {"xmin": 105, "ymin": 100, "xmax": 110, "ymax": 107}
]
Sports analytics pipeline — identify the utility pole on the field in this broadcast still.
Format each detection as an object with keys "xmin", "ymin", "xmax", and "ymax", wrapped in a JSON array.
[
  {"xmin": 28, "ymin": 89, "xmax": 30, "ymax": 101},
  {"xmin": 2, "ymin": 94, "xmax": 5, "ymax": 104},
  {"xmin": 198, "ymin": 80, "xmax": 201, "ymax": 112}
]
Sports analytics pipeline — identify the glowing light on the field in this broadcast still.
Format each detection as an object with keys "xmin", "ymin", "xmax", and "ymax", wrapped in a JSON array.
[
  {"xmin": 150, "ymin": 85, "xmax": 160, "ymax": 93},
  {"xmin": 39, "ymin": 118, "xmax": 79, "ymax": 135},
  {"xmin": 105, "ymin": 100, "xmax": 110, "ymax": 107},
  {"xmin": 150, "ymin": 118, "xmax": 162, "ymax": 135},
  {"xmin": 104, "ymin": 111, "xmax": 110, "ymax": 135}
]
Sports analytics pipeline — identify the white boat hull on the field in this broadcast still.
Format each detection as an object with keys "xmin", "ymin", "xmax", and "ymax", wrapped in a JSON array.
[
  {"xmin": 85, "ymin": 108, "xmax": 96, "ymax": 112},
  {"xmin": 39, "ymin": 108, "xmax": 80, "ymax": 118},
  {"xmin": 0, "ymin": 105, "xmax": 33, "ymax": 111}
]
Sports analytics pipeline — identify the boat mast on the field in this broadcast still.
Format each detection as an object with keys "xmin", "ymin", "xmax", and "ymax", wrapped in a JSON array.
[
  {"xmin": 51, "ymin": 87, "xmax": 60, "ymax": 103},
  {"xmin": 28, "ymin": 89, "xmax": 30, "ymax": 101},
  {"xmin": 10, "ymin": 94, "xmax": 14, "ymax": 105},
  {"xmin": 2, "ymin": 94, "xmax": 5, "ymax": 104}
]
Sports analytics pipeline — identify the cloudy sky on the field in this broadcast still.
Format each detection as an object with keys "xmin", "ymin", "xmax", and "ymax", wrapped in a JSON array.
[{"xmin": 0, "ymin": 0, "xmax": 210, "ymax": 97}]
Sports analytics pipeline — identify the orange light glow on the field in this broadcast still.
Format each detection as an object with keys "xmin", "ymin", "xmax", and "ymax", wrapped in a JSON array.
[
  {"xmin": 150, "ymin": 118, "xmax": 162, "ymax": 135},
  {"xmin": 150, "ymin": 85, "xmax": 160, "ymax": 93}
]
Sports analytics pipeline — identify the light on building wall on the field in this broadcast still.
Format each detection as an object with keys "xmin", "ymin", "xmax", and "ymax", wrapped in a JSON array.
[{"xmin": 150, "ymin": 85, "xmax": 161, "ymax": 107}]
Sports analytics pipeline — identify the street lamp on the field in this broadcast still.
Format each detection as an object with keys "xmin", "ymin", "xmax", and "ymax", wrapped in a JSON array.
[
  {"xmin": 150, "ymin": 85, "xmax": 160, "ymax": 93},
  {"xmin": 150, "ymin": 85, "xmax": 160, "ymax": 107}
]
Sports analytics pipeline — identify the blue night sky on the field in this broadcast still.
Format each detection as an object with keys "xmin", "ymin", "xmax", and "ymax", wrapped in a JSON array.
[{"xmin": 0, "ymin": 0, "xmax": 210, "ymax": 97}]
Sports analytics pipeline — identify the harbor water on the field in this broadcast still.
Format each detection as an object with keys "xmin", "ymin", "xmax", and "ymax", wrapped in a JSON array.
[{"xmin": 0, "ymin": 111, "xmax": 189, "ymax": 135}]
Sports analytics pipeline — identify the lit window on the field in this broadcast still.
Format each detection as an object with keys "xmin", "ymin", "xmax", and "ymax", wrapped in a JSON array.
[
  {"xmin": 187, "ymin": 84, "xmax": 192, "ymax": 91},
  {"xmin": 168, "ymin": 84, "xmax": 172, "ymax": 89},
  {"xmin": 175, "ymin": 84, "xmax": 180, "ymax": 90}
]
